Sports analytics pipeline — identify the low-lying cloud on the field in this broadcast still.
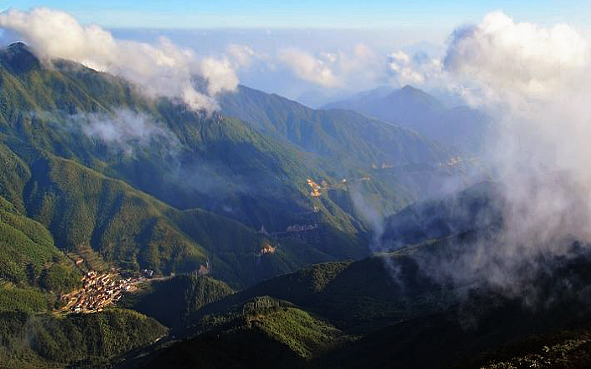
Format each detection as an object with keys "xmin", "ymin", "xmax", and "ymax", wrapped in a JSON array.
[
  {"xmin": 0, "ymin": 7, "xmax": 241, "ymax": 112},
  {"xmin": 398, "ymin": 12, "xmax": 591, "ymax": 302},
  {"xmin": 67, "ymin": 108, "xmax": 250, "ymax": 201},
  {"xmin": 72, "ymin": 109, "xmax": 180, "ymax": 156}
]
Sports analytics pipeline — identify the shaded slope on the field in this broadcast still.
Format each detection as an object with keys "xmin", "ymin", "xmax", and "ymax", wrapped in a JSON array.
[
  {"xmin": 141, "ymin": 182, "xmax": 591, "ymax": 368},
  {"xmin": 121, "ymin": 275, "xmax": 234, "ymax": 329},
  {"xmin": 0, "ymin": 308, "xmax": 167, "ymax": 368},
  {"xmin": 144, "ymin": 243, "xmax": 591, "ymax": 369},
  {"xmin": 380, "ymin": 181, "xmax": 504, "ymax": 249},
  {"xmin": 144, "ymin": 296, "xmax": 347, "ymax": 369}
]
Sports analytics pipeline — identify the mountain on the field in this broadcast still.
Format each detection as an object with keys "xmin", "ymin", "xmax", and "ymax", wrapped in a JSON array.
[
  {"xmin": 0, "ymin": 308, "xmax": 167, "ymax": 368},
  {"xmin": 0, "ymin": 42, "xmax": 496, "ymax": 368},
  {"xmin": 321, "ymin": 85, "xmax": 491, "ymax": 153},
  {"xmin": 0, "ymin": 42, "xmax": 375, "ymax": 286},
  {"xmin": 0, "ymin": 42, "xmax": 388, "ymax": 367},
  {"xmin": 219, "ymin": 84, "xmax": 472, "ymax": 218},
  {"xmin": 220, "ymin": 84, "xmax": 449, "ymax": 167},
  {"xmin": 105, "ymin": 180, "xmax": 583, "ymax": 367},
  {"xmin": 132, "ymin": 249, "xmax": 591, "ymax": 368},
  {"xmin": 120, "ymin": 274, "xmax": 234, "ymax": 329},
  {"xmin": 128, "ymin": 184, "xmax": 591, "ymax": 368}
]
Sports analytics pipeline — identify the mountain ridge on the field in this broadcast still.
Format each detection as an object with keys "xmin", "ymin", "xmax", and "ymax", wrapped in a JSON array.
[{"xmin": 320, "ymin": 85, "xmax": 491, "ymax": 153}]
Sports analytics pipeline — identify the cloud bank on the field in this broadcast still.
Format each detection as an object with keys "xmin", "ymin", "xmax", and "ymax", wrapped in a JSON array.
[
  {"xmin": 403, "ymin": 12, "xmax": 591, "ymax": 302},
  {"xmin": 0, "ymin": 7, "xmax": 241, "ymax": 112},
  {"xmin": 445, "ymin": 11, "xmax": 589, "ymax": 99},
  {"xmin": 274, "ymin": 42, "xmax": 450, "ymax": 95}
]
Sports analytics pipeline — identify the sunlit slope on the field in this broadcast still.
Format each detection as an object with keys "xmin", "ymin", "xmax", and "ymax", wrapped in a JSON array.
[{"xmin": 0, "ymin": 43, "xmax": 373, "ymax": 259}]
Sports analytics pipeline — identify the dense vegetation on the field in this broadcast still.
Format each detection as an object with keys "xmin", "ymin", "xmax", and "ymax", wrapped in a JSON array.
[
  {"xmin": 0, "ymin": 42, "xmax": 552, "ymax": 369},
  {"xmin": 0, "ymin": 308, "xmax": 167, "ymax": 368},
  {"xmin": 0, "ymin": 195, "xmax": 80, "ymax": 291},
  {"xmin": 125, "ymin": 183, "xmax": 591, "ymax": 368},
  {"xmin": 220, "ymin": 84, "xmax": 467, "ymax": 217},
  {"xmin": 220, "ymin": 85, "xmax": 449, "ymax": 167},
  {"xmin": 132, "ymin": 246, "xmax": 591, "ymax": 368},
  {"xmin": 121, "ymin": 274, "xmax": 234, "ymax": 328},
  {"xmin": 144, "ymin": 296, "xmax": 349, "ymax": 369},
  {"xmin": 0, "ymin": 43, "xmax": 405, "ymax": 285},
  {"xmin": 0, "ymin": 286, "xmax": 50, "ymax": 313}
]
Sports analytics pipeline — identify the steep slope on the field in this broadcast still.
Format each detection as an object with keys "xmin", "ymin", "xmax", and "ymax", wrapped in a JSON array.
[
  {"xmin": 0, "ymin": 308, "xmax": 167, "ymax": 368},
  {"xmin": 0, "ymin": 137, "xmax": 345, "ymax": 289},
  {"xmin": 220, "ymin": 84, "xmax": 450, "ymax": 167},
  {"xmin": 0, "ymin": 195, "xmax": 79, "ymax": 291},
  {"xmin": 220, "ymin": 84, "xmax": 470, "ymax": 219},
  {"xmin": 121, "ymin": 274, "xmax": 234, "ymax": 329},
  {"xmin": 321, "ymin": 85, "xmax": 490, "ymax": 152},
  {"xmin": 135, "ymin": 181, "xmax": 591, "ymax": 368},
  {"xmin": 0, "ymin": 192, "xmax": 81, "ymax": 314},
  {"xmin": 0, "ymin": 43, "xmax": 374, "ymax": 283},
  {"xmin": 138, "ymin": 242, "xmax": 591, "ymax": 369}
]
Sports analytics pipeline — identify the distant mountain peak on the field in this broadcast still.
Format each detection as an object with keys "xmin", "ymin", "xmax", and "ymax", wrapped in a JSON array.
[
  {"xmin": 395, "ymin": 84, "xmax": 435, "ymax": 100},
  {"xmin": 319, "ymin": 83, "xmax": 489, "ymax": 152},
  {"xmin": 0, "ymin": 42, "xmax": 40, "ymax": 74}
]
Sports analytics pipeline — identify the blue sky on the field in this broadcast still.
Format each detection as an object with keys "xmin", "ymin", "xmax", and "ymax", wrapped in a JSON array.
[
  {"xmin": 2, "ymin": 1, "xmax": 589, "ymax": 104},
  {"xmin": 2, "ymin": 0, "xmax": 590, "ymax": 30}
]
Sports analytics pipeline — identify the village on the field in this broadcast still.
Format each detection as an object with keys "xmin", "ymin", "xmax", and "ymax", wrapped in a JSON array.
[{"xmin": 60, "ymin": 271, "xmax": 144, "ymax": 313}]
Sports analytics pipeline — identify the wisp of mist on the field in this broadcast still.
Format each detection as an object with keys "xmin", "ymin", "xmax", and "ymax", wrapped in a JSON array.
[{"xmin": 366, "ymin": 12, "xmax": 591, "ymax": 304}]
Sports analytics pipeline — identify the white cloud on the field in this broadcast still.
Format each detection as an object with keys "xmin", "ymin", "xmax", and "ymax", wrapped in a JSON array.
[
  {"xmin": 0, "ymin": 7, "xmax": 240, "ymax": 112},
  {"xmin": 226, "ymin": 43, "xmax": 257, "ymax": 68},
  {"xmin": 75, "ymin": 109, "xmax": 179, "ymax": 156},
  {"xmin": 199, "ymin": 57, "xmax": 239, "ymax": 96},
  {"xmin": 444, "ymin": 11, "xmax": 589, "ymax": 98},
  {"xmin": 407, "ymin": 11, "xmax": 591, "ymax": 299},
  {"xmin": 388, "ymin": 51, "xmax": 426, "ymax": 85},
  {"xmin": 278, "ymin": 48, "xmax": 340, "ymax": 88},
  {"xmin": 277, "ymin": 43, "xmax": 446, "ymax": 91}
]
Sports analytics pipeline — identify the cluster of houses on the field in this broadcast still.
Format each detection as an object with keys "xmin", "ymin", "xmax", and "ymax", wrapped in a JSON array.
[
  {"xmin": 286, "ymin": 223, "xmax": 318, "ymax": 232},
  {"xmin": 307, "ymin": 178, "xmax": 322, "ymax": 197},
  {"xmin": 372, "ymin": 162, "xmax": 394, "ymax": 170},
  {"xmin": 62, "ymin": 272, "xmax": 141, "ymax": 313},
  {"xmin": 257, "ymin": 243, "xmax": 277, "ymax": 256},
  {"xmin": 444, "ymin": 156, "xmax": 464, "ymax": 167}
]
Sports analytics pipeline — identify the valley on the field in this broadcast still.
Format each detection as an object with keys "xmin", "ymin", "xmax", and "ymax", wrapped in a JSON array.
[{"xmin": 0, "ymin": 4, "xmax": 589, "ymax": 368}]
